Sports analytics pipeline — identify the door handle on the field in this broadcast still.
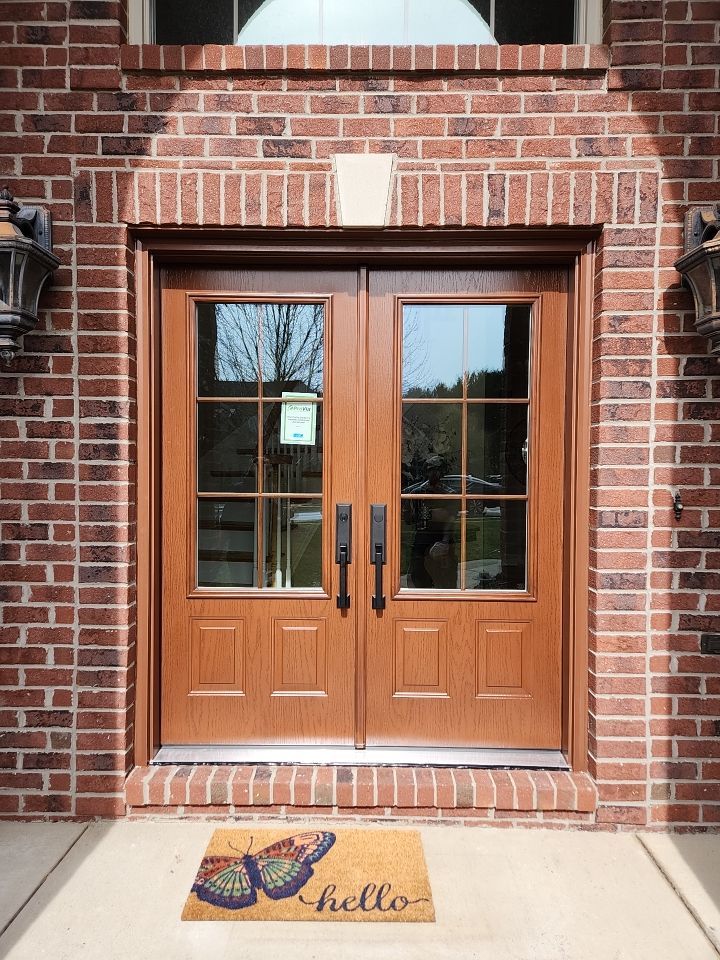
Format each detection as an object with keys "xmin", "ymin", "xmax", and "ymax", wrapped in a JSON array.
[
  {"xmin": 335, "ymin": 503, "xmax": 352, "ymax": 609},
  {"xmin": 370, "ymin": 504, "xmax": 386, "ymax": 611}
]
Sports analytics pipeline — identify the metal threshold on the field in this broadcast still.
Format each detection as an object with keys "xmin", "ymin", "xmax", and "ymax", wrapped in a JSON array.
[{"xmin": 152, "ymin": 745, "xmax": 569, "ymax": 769}]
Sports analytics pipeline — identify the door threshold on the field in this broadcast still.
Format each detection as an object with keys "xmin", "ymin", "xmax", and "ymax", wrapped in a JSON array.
[{"xmin": 152, "ymin": 745, "xmax": 569, "ymax": 769}]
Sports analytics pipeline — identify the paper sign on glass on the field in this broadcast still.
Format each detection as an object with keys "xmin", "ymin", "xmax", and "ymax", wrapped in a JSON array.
[{"xmin": 280, "ymin": 392, "xmax": 317, "ymax": 446}]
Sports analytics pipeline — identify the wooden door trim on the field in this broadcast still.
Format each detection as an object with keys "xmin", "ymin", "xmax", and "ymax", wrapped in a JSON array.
[{"xmin": 133, "ymin": 230, "xmax": 595, "ymax": 771}]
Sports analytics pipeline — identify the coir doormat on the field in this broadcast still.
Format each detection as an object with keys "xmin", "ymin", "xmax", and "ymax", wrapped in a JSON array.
[{"xmin": 182, "ymin": 828, "xmax": 435, "ymax": 922}]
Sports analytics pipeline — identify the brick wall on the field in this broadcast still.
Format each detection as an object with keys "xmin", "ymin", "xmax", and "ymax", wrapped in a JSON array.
[{"xmin": 0, "ymin": 0, "xmax": 718, "ymax": 825}]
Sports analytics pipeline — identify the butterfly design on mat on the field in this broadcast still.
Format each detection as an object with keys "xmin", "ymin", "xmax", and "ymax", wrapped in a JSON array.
[{"xmin": 191, "ymin": 831, "xmax": 336, "ymax": 910}]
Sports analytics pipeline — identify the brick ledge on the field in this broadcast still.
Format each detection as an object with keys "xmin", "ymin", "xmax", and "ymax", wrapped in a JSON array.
[
  {"xmin": 125, "ymin": 765, "xmax": 597, "ymax": 815},
  {"xmin": 120, "ymin": 43, "xmax": 610, "ymax": 75}
]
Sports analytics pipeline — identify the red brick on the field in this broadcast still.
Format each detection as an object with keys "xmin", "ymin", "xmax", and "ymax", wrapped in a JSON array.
[{"xmin": 1, "ymin": 18, "xmax": 718, "ymax": 830}]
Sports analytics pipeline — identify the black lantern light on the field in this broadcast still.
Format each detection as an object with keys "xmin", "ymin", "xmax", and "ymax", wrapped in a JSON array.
[
  {"xmin": 675, "ymin": 204, "xmax": 720, "ymax": 356},
  {"xmin": 0, "ymin": 188, "xmax": 60, "ymax": 362}
]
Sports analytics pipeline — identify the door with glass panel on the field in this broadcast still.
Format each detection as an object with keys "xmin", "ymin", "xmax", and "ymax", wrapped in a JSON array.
[
  {"xmin": 160, "ymin": 265, "xmax": 568, "ymax": 751},
  {"xmin": 364, "ymin": 269, "xmax": 568, "ymax": 749},
  {"xmin": 160, "ymin": 270, "xmax": 358, "ymax": 745}
]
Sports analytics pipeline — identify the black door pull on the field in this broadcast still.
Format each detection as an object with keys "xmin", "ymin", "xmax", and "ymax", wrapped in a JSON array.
[
  {"xmin": 370, "ymin": 504, "xmax": 386, "ymax": 611},
  {"xmin": 335, "ymin": 504, "xmax": 352, "ymax": 609}
]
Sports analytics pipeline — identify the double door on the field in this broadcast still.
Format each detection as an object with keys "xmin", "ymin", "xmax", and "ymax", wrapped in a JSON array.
[{"xmin": 160, "ymin": 265, "xmax": 568, "ymax": 750}]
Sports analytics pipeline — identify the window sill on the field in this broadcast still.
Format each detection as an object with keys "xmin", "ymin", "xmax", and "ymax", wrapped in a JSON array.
[{"xmin": 119, "ymin": 43, "xmax": 609, "ymax": 75}]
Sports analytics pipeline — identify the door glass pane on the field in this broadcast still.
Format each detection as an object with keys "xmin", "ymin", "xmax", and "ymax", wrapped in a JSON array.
[
  {"xmin": 197, "ymin": 402, "xmax": 258, "ymax": 493},
  {"xmin": 263, "ymin": 401, "xmax": 323, "ymax": 494},
  {"xmin": 197, "ymin": 302, "xmax": 260, "ymax": 398},
  {"xmin": 195, "ymin": 300, "xmax": 325, "ymax": 591},
  {"xmin": 467, "ymin": 404, "xmax": 528, "ymax": 495},
  {"xmin": 467, "ymin": 304, "xmax": 531, "ymax": 399},
  {"xmin": 402, "ymin": 304, "xmax": 464, "ymax": 399},
  {"xmin": 402, "ymin": 403, "xmax": 462, "ymax": 493},
  {"xmin": 260, "ymin": 302, "xmax": 324, "ymax": 397},
  {"xmin": 198, "ymin": 499, "xmax": 257, "ymax": 587},
  {"xmin": 263, "ymin": 498, "xmax": 322, "ymax": 588},
  {"xmin": 462, "ymin": 501, "xmax": 527, "ymax": 591},
  {"xmin": 400, "ymin": 299, "xmax": 532, "ymax": 592},
  {"xmin": 401, "ymin": 498, "xmax": 461, "ymax": 590}
]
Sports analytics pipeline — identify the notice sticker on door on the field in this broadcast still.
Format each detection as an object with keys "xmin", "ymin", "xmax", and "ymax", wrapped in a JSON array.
[{"xmin": 280, "ymin": 392, "xmax": 317, "ymax": 446}]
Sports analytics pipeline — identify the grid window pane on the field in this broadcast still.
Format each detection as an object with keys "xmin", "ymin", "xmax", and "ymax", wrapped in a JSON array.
[
  {"xmin": 401, "ymin": 498, "xmax": 462, "ymax": 590},
  {"xmin": 263, "ymin": 498, "xmax": 322, "ymax": 588},
  {"xmin": 467, "ymin": 404, "xmax": 528, "ymax": 495},
  {"xmin": 197, "ymin": 302, "xmax": 260, "ymax": 398},
  {"xmin": 198, "ymin": 499, "xmax": 258, "ymax": 587},
  {"xmin": 195, "ymin": 301, "xmax": 325, "ymax": 591},
  {"xmin": 402, "ymin": 403, "xmax": 462, "ymax": 493},
  {"xmin": 462, "ymin": 502, "xmax": 527, "ymax": 591},
  {"xmin": 402, "ymin": 304, "xmax": 464, "ymax": 399},
  {"xmin": 400, "ymin": 301, "xmax": 532, "ymax": 592},
  {"xmin": 263, "ymin": 402, "xmax": 323, "ymax": 495},
  {"xmin": 260, "ymin": 302, "xmax": 324, "ymax": 397},
  {"xmin": 197, "ymin": 402, "xmax": 258, "ymax": 494},
  {"xmin": 467, "ymin": 304, "xmax": 531, "ymax": 400}
]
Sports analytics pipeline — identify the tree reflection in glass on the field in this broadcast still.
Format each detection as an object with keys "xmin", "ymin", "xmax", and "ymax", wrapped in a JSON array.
[{"xmin": 197, "ymin": 301, "xmax": 323, "ymax": 397}]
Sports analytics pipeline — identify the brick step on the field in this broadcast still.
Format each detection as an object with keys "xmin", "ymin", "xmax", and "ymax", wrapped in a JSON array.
[{"xmin": 125, "ymin": 765, "xmax": 598, "ymax": 821}]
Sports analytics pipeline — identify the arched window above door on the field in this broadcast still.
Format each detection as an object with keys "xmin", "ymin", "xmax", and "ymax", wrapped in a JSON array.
[
  {"xmin": 236, "ymin": 0, "xmax": 495, "ymax": 46},
  {"xmin": 145, "ymin": 0, "xmax": 602, "ymax": 47}
]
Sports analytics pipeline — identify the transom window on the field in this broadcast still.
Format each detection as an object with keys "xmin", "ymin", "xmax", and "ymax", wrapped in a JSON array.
[{"xmin": 142, "ymin": 0, "xmax": 600, "ymax": 47}]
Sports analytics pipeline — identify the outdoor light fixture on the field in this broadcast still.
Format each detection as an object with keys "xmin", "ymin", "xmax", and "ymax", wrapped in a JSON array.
[
  {"xmin": 0, "ymin": 188, "xmax": 59, "ymax": 362},
  {"xmin": 675, "ymin": 204, "xmax": 720, "ymax": 356}
]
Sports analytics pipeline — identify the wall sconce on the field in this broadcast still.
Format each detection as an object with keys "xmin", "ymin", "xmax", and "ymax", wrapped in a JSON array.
[
  {"xmin": 675, "ymin": 204, "xmax": 720, "ymax": 356},
  {"xmin": 0, "ymin": 188, "xmax": 60, "ymax": 362}
]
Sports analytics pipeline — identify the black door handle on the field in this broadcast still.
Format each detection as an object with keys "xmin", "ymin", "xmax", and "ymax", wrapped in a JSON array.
[
  {"xmin": 337, "ymin": 545, "xmax": 349, "ymax": 609},
  {"xmin": 335, "ymin": 503, "xmax": 352, "ymax": 609},
  {"xmin": 370, "ymin": 504, "xmax": 386, "ymax": 611}
]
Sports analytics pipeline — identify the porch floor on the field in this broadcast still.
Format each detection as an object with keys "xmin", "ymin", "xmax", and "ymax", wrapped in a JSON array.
[{"xmin": 1, "ymin": 821, "xmax": 719, "ymax": 959}]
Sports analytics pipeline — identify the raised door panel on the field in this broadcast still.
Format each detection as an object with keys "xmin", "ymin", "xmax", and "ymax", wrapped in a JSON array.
[
  {"xmin": 475, "ymin": 621, "xmax": 531, "ymax": 699},
  {"xmin": 272, "ymin": 619, "xmax": 327, "ymax": 695},
  {"xmin": 190, "ymin": 618, "xmax": 245, "ymax": 693},
  {"xmin": 393, "ymin": 620, "xmax": 448, "ymax": 697}
]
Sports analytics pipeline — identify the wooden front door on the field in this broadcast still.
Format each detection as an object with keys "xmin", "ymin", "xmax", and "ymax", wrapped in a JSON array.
[
  {"xmin": 159, "ymin": 265, "xmax": 568, "ymax": 750},
  {"xmin": 364, "ymin": 269, "xmax": 567, "ymax": 749}
]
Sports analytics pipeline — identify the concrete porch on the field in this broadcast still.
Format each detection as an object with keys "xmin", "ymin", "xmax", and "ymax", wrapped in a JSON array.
[{"xmin": 0, "ymin": 821, "xmax": 718, "ymax": 959}]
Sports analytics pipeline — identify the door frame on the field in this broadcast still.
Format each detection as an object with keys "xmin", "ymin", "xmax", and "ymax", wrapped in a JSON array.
[{"xmin": 132, "ymin": 228, "xmax": 597, "ymax": 771}]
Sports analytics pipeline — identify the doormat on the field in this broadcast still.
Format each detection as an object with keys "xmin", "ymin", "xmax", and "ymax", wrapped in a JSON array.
[{"xmin": 182, "ymin": 828, "xmax": 435, "ymax": 922}]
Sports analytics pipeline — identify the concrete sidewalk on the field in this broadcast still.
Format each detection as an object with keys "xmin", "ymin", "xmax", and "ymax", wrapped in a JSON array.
[{"xmin": 0, "ymin": 821, "xmax": 718, "ymax": 960}]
